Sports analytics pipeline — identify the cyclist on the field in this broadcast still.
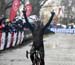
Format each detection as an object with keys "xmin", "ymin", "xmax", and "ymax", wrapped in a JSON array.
[{"xmin": 23, "ymin": 10, "xmax": 55, "ymax": 65}]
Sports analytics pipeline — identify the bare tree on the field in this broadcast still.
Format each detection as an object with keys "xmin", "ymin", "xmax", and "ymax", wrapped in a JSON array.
[
  {"xmin": 30, "ymin": 0, "xmax": 48, "ymax": 16},
  {"xmin": 0, "ymin": 0, "xmax": 6, "ymax": 16},
  {"xmin": 0, "ymin": 0, "xmax": 12, "ymax": 16},
  {"xmin": 61, "ymin": 0, "xmax": 75, "ymax": 24}
]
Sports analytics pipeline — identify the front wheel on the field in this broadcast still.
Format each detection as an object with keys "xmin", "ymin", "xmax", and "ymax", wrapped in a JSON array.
[
  {"xmin": 33, "ymin": 60, "xmax": 40, "ymax": 65},
  {"xmin": 36, "ymin": 61, "xmax": 40, "ymax": 65},
  {"xmin": 32, "ymin": 56, "xmax": 40, "ymax": 65}
]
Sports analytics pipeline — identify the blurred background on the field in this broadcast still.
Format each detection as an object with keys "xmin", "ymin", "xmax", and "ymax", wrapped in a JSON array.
[{"xmin": 0, "ymin": 0, "xmax": 75, "ymax": 26}]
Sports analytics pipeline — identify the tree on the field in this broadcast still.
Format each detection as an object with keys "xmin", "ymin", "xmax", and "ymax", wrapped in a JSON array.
[
  {"xmin": 0, "ymin": 0, "xmax": 6, "ymax": 16},
  {"xmin": 61, "ymin": 0, "xmax": 75, "ymax": 24},
  {"xmin": 0, "ymin": 0, "xmax": 12, "ymax": 16},
  {"xmin": 30, "ymin": 0, "xmax": 48, "ymax": 16}
]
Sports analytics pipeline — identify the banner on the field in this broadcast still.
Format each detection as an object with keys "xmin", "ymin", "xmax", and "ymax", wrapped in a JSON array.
[
  {"xmin": 25, "ymin": 4, "xmax": 32, "ymax": 17},
  {"xmin": 9, "ymin": 0, "xmax": 20, "ymax": 22}
]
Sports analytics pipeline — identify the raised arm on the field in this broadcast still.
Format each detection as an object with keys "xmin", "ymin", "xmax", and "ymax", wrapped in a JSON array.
[
  {"xmin": 22, "ymin": 10, "xmax": 34, "ymax": 31},
  {"xmin": 42, "ymin": 11, "xmax": 55, "ymax": 31}
]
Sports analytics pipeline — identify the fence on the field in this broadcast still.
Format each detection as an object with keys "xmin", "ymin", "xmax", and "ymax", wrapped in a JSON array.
[{"xmin": 0, "ymin": 31, "xmax": 25, "ymax": 51}]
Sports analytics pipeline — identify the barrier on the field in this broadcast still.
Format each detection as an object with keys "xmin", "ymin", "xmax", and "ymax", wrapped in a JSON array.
[
  {"xmin": 19, "ymin": 31, "xmax": 24, "ymax": 44},
  {"xmin": 10, "ymin": 32, "xmax": 14, "ymax": 47},
  {"xmin": 21, "ymin": 32, "xmax": 24, "ymax": 43},
  {"xmin": 6, "ymin": 32, "xmax": 11, "ymax": 48},
  {"xmin": 0, "ymin": 32, "xmax": 6, "ymax": 50},
  {"xmin": 12, "ymin": 32, "xmax": 17, "ymax": 46},
  {"xmin": 50, "ymin": 28, "xmax": 75, "ymax": 34},
  {"xmin": 0, "ymin": 31, "xmax": 25, "ymax": 51},
  {"xmin": 17, "ymin": 32, "xmax": 21, "ymax": 45},
  {"xmin": 0, "ymin": 32, "xmax": 2, "ymax": 48}
]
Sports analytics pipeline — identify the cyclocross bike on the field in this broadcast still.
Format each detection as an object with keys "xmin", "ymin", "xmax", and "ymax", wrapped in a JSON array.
[{"xmin": 26, "ymin": 50, "xmax": 41, "ymax": 65}]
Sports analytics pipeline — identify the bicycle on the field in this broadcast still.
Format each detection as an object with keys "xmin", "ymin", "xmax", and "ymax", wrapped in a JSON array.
[{"xmin": 26, "ymin": 50, "xmax": 41, "ymax": 65}]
